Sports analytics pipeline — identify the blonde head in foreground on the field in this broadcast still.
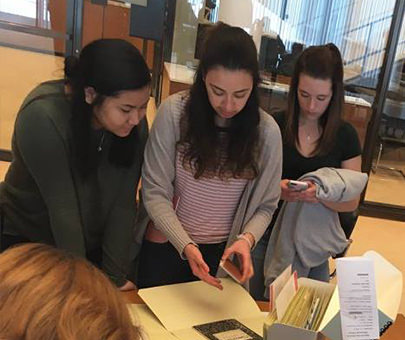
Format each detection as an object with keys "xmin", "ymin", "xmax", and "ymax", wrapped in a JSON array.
[{"xmin": 0, "ymin": 243, "xmax": 144, "ymax": 340}]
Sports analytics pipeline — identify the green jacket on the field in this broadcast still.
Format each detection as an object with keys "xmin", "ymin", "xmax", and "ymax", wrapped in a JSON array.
[{"xmin": 0, "ymin": 80, "xmax": 147, "ymax": 286}]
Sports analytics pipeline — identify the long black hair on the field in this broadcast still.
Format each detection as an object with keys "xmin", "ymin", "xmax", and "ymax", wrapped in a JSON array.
[
  {"xmin": 285, "ymin": 43, "xmax": 344, "ymax": 156},
  {"xmin": 65, "ymin": 39, "xmax": 151, "ymax": 176},
  {"xmin": 179, "ymin": 22, "xmax": 261, "ymax": 179}
]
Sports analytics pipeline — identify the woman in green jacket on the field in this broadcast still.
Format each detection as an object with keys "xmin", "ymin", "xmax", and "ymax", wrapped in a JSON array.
[{"xmin": 0, "ymin": 39, "xmax": 151, "ymax": 289}]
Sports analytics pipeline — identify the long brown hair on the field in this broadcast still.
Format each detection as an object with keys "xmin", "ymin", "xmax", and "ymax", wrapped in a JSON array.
[
  {"xmin": 179, "ymin": 22, "xmax": 260, "ymax": 179},
  {"xmin": 284, "ymin": 43, "xmax": 344, "ymax": 156},
  {"xmin": 0, "ymin": 243, "xmax": 144, "ymax": 340}
]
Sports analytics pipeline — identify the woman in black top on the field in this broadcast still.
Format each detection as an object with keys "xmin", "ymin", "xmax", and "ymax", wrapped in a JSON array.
[{"xmin": 251, "ymin": 44, "xmax": 362, "ymax": 299}]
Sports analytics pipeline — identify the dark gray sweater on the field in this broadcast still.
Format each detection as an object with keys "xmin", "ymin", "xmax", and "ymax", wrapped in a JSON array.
[{"xmin": 0, "ymin": 80, "xmax": 147, "ymax": 286}]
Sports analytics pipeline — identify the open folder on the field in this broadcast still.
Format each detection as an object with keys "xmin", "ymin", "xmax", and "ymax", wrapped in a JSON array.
[{"xmin": 129, "ymin": 278, "xmax": 266, "ymax": 340}]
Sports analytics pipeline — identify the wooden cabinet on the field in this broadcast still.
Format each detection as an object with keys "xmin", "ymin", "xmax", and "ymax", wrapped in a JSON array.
[
  {"xmin": 82, "ymin": 0, "xmax": 154, "ymax": 69},
  {"xmin": 343, "ymin": 102, "xmax": 372, "ymax": 148}
]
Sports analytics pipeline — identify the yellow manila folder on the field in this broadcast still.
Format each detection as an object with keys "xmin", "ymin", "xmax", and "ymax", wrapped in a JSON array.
[
  {"xmin": 128, "ymin": 304, "xmax": 179, "ymax": 340},
  {"xmin": 137, "ymin": 278, "xmax": 266, "ymax": 340}
]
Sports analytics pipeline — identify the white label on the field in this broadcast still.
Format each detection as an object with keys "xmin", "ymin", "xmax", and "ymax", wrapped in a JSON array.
[
  {"xmin": 336, "ymin": 257, "xmax": 379, "ymax": 340},
  {"xmin": 213, "ymin": 329, "xmax": 252, "ymax": 340}
]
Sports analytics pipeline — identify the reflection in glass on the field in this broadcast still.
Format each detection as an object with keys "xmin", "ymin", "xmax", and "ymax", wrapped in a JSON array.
[
  {"xmin": 0, "ymin": 0, "xmax": 37, "ymax": 21},
  {"xmin": 0, "ymin": 0, "xmax": 53, "ymax": 29},
  {"xmin": 0, "ymin": 0, "xmax": 67, "ymax": 153},
  {"xmin": 250, "ymin": 0, "xmax": 397, "ymax": 88},
  {"xmin": 171, "ymin": 0, "xmax": 205, "ymax": 66},
  {"xmin": 366, "ymin": 20, "xmax": 405, "ymax": 207},
  {"xmin": 0, "ymin": 0, "xmax": 67, "ymax": 54}
]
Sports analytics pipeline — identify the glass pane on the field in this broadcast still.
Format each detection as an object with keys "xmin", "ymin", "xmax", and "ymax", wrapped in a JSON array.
[
  {"xmin": 171, "ymin": 0, "xmax": 205, "ymax": 66},
  {"xmin": 0, "ymin": 39, "xmax": 64, "ymax": 150},
  {"xmin": 0, "ymin": 0, "xmax": 41, "ymax": 26},
  {"xmin": 167, "ymin": 1, "xmax": 396, "ymax": 147},
  {"xmin": 82, "ymin": 0, "xmax": 155, "ymax": 69},
  {"xmin": 0, "ymin": 0, "xmax": 68, "ymax": 157},
  {"xmin": 242, "ymin": 0, "xmax": 394, "ymax": 154},
  {"xmin": 0, "ymin": 27, "xmax": 65, "ymax": 54},
  {"xmin": 166, "ymin": 0, "xmax": 405, "ymax": 213},
  {"xmin": 0, "ymin": 0, "xmax": 66, "ymax": 31},
  {"xmin": 0, "ymin": 0, "xmax": 67, "ymax": 54},
  {"xmin": 365, "ymin": 20, "xmax": 405, "ymax": 207}
]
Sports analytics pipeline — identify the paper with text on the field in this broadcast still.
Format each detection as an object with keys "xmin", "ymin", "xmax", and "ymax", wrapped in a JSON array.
[{"xmin": 336, "ymin": 257, "xmax": 379, "ymax": 340}]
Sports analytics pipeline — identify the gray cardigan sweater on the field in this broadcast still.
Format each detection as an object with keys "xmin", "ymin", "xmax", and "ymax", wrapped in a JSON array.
[
  {"xmin": 263, "ymin": 167, "xmax": 368, "ymax": 286},
  {"xmin": 141, "ymin": 92, "xmax": 282, "ymax": 261}
]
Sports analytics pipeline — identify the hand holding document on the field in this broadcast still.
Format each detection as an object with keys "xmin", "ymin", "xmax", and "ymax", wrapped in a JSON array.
[
  {"xmin": 221, "ymin": 234, "xmax": 255, "ymax": 284},
  {"xmin": 127, "ymin": 251, "xmax": 401, "ymax": 340},
  {"xmin": 219, "ymin": 259, "xmax": 243, "ymax": 284}
]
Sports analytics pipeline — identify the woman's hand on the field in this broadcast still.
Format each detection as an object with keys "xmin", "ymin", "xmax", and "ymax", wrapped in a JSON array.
[
  {"xmin": 280, "ymin": 179, "xmax": 302, "ymax": 202},
  {"xmin": 184, "ymin": 243, "xmax": 223, "ymax": 290},
  {"xmin": 221, "ymin": 236, "xmax": 254, "ymax": 284},
  {"xmin": 281, "ymin": 179, "xmax": 319, "ymax": 203},
  {"xmin": 296, "ymin": 181, "xmax": 319, "ymax": 203},
  {"xmin": 119, "ymin": 280, "xmax": 137, "ymax": 291}
]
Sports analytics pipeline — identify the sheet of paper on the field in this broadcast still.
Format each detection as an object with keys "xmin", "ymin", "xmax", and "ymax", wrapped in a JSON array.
[
  {"xmin": 318, "ymin": 287, "xmax": 339, "ymax": 331},
  {"xmin": 127, "ymin": 304, "xmax": 179, "ymax": 340},
  {"xmin": 138, "ymin": 278, "xmax": 261, "ymax": 332},
  {"xmin": 364, "ymin": 250, "xmax": 403, "ymax": 321},
  {"xmin": 336, "ymin": 257, "xmax": 379, "ymax": 340},
  {"xmin": 275, "ymin": 271, "xmax": 298, "ymax": 320},
  {"xmin": 269, "ymin": 265, "xmax": 292, "ymax": 312}
]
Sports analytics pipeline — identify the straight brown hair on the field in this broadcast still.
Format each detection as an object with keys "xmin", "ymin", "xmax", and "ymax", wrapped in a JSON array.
[{"xmin": 284, "ymin": 43, "xmax": 344, "ymax": 156}]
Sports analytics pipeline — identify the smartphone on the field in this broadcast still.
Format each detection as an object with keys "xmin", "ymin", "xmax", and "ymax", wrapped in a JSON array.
[
  {"xmin": 220, "ymin": 259, "xmax": 243, "ymax": 284},
  {"xmin": 287, "ymin": 180, "xmax": 309, "ymax": 191}
]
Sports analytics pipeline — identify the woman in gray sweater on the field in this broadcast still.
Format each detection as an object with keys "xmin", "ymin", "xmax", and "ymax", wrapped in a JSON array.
[
  {"xmin": 0, "ymin": 39, "xmax": 150, "ymax": 289},
  {"xmin": 138, "ymin": 23, "xmax": 282, "ymax": 289}
]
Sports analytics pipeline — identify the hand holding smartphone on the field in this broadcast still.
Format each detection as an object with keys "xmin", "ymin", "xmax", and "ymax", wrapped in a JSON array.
[
  {"xmin": 287, "ymin": 180, "xmax": 309, "ymax": 192},
  {"xmin": 219, "ymin": 259, "xmax": 243, "ymax": 284}
]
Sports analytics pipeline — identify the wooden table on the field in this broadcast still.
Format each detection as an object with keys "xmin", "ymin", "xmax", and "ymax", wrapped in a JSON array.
[{"xmin": 122, "ymin": 290, "xmax": 405, "ymax": 339}]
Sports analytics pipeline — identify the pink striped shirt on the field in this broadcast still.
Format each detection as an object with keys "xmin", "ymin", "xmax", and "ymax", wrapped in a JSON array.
[{"xmin": 174, "ymin": 146, "xmax": 248, "ymax": 244}]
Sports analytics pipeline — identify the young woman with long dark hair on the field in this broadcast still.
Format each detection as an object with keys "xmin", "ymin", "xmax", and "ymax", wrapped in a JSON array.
[
  {"xmin": 251, "ymin": 44, "xmax": 363, "ymax": 299},
  {"xmin": 0, "ymin": 39, "xmax": 151, "ymax": 289},
  {"xmin": 137, "ymin": 22, "xmax": 282, "ymax": 289}
]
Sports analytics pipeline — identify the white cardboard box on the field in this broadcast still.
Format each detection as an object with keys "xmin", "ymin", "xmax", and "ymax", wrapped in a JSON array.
[{"xmin": 265, "ymin": 251, "xmax": 403, "ymax": 340}]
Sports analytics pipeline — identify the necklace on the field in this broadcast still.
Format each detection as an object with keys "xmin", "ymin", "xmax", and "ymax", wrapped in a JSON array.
[
  {"xmin": 300, "ymin": 125, "xmax": 321, "ymax": 142},
  {"xmin": 97, "ymin": 132, "xmax": 105, "ymax": 152}
]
